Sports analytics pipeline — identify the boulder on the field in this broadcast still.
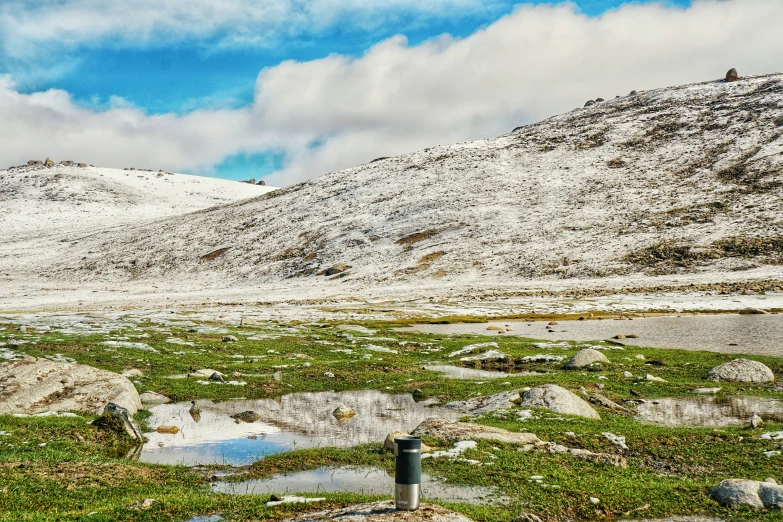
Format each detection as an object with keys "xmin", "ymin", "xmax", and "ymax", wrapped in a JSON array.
[
  {"xmin": 257, "ymin": 180, "xmax": 266, "ymax": 186},
  {"xmin": 44, "ymin": 158, "xmax": 55, "ymax": 167},
  {"xmin": 412, "ymin": 418, "xmax": 540, "ymax": 445},
  {"xmin": 710, "ymin": 479, "xmax": 783, "ymax": 509},
  {"xmin": 139, "ymin": 391, "xmax": 171, "ymax": 405},
  {"xmin": 325, "ymin": 263, "xmax": 350, "ymax": 276},
  {"xmin": 584, "ymin": 100, "xmax": 595, "ymax": 107},
  {"xmin": 0, "ymin": 358, "xmax": 141, "ymax": 416},
  {"xmin": 725, "ymin": 68, "xmax": 739, "ymax": 83},
  {"xmin": 564, "ymin": 349, "xmax": 609, "ymax": 369},
  {"xmin": 278, "ymin": 500, "xmax": 474, "ymax": 521},
  {"xmin": 517, "ymin": 384, "xmax": 600, "ymax": 419},
  {"xmin": 705, "ymin": 359, "xmax": 774, "ymax": 383}
]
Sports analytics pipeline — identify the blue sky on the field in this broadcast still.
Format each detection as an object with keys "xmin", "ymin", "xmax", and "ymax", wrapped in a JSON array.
[{"xmin": 4, "ymin": 0, "xmax": 778, "ymax": 185}]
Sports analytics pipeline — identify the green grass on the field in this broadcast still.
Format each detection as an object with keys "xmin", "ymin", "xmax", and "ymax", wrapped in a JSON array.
[{"xmin": 1, "ymin": 318, "xmax": 782, "ymax": 520}]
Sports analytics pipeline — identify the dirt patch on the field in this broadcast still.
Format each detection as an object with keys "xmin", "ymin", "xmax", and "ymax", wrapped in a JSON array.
[
  {"xmin": 417, "ymin": 251, "xmax": 445, "ymax": 264},
  {"xmin": 395, "ymin": 229, "xmax": 440, "ymax": 247},
  {"xmin": 200, "ymin": 248, "xmax": 230, "ymax": 262}
]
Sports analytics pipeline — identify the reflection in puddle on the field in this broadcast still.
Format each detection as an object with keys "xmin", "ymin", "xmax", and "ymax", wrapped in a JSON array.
[
  {"xmin": 636, "ymin": 397, "xmax": 783, "ymax": 427},
  {"xmin": 407, "ymin": 314, "xmax": 783, "ymax": 356},
  {"xmin": 140, "ymin": 390, "xmax": 462, "ymax": 466},
  {"xmin": 423, "ymin": 364, "xmax": 544, "ymax": 380},
  {"xmin": 214, "ymin": 466, "xmax": 501, "ymax": 505}
]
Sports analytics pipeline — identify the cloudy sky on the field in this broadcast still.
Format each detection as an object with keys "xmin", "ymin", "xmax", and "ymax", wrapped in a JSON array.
[{"xmin": 1, "ymin": 0, "xmax": 781, "ymax": 186}]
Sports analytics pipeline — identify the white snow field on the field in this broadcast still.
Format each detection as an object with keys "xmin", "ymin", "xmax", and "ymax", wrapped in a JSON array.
[{"xmin": 1, "ymin": 74, "xmax": 782, "ymax": 310}]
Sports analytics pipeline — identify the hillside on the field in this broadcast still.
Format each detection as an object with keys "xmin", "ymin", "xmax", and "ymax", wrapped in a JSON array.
[
  {"xmin": 0, "ymin": 164, "xmax": 274, "ymax": 241},
  {"xmin": 16, "ymin": 74, "xmax": 783, "ymax": 300}
]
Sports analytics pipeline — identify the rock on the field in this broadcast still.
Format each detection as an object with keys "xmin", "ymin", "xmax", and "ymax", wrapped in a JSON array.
[
  {"xmin": 278, "ymin": 500, "xmax": 474, "ymax": 521},
  {"xmin": 156, "ymin": 425, "xmax": 179, "ymax": 434},
  {"xmin": 96, "ymin": 402, "xmax": 143, "ymax": 441},
  {"xmin": 383, "ymin": 432, "xmax": 432, "ymax": 453},
  {"xmin": 725, "ymin": 68, "xmax": 739, "ymax": 83},
  {"xmin": 563, "ymin": 349, "xmax": 609, "ymax": 369},
  {"xmin": 413, "ymin": 418, "xmax": 540, "ymax": 445},
  {"xmin": 517, "ymin": 384, "xmax": 600, "ymax": 419},
  {"xmin": 584, "ymin": 100, "xmax": 595, "ymax": 107},
  {"xmin": 44, "ymin": 158, "xmax": 55, "ymax": 167},
  {"xmin": 139, "ymin": 391, "xmax": 171, "ymax": 405},
  {"xmin": 693, "ymin": 387, "xmax": 722, "ymax": 394},
  {"xmin": 332, "ymin": 404, "xmax": 357, "ymax": 420},
  {"xmin": 412, "ymin": 389, "xmax": 428, "ymax": 402},
  {"xmin": 0, "ymin": 359, "xmax": 141, "ymax": 416},
  {"xmin": 325, "ymin": 263, "xmax": 350, "ymax": 276},
  {"xmin": 739, "ymin": 307, "xmax": 769, "ymax": 315},
  {"xmin": 629, "ymin": 90, "xmax": 637, "ymax": 95},
  {"xmin": 589, "ymin": 393, "xmax": 634, "ymax": 414},
  {"xmin": 257, "ymin": 180, "xmax": 266, "ymax": 186},
  {"xmin": 230, "ymin": 411, "xmax": 260, "ymax": 423},
  {"xmin": 191, "ymin": 369, "xmax": 224, "ymax": 378},
  {"xmin": 751, "ymin": 413, "xmax": 763, "ymax": 428},
  {"xmin": 613, "ymin": 334, "xmax": 626, "ymax": 339},
  {"xmin": 646, "ymin": 374, "xmax": 667, "ymax": 382},
  {"xmin": 710, "ymin": 478, "xmax": 783, "ymax": 509},
  {"xmin": 705, "ymin": 359, "xmax": 775, "ymax": 383},
  {"xmin": 547, "ymin": 321, "xmax": 558, "ymax": 326},
  {"xmin": 222, "ymin": 335, "xmax": 238, "ymax": 342},
  {"xmin": 595, "ymin": 97, "xmax": 605, "ymax": 102},
  {"xmin": 121, "ymin": 369, "xmax": 144, "ymax": 378},
  {"xmin": 623, "ymin": 371, "xmax": 633, "ymax": 378},
  {"xmin": 128, "ymin": 498, "xmax": 157, "ymax": 510},
  {"xmin": 514, "ymin": 514, "xmax": 543, "ymax": 522},
  {"xmin": 445, "ymin": 390, "xmax": 522, "ymax": 414},
  {"xmin": 486, "ymin": 326, "xmax": 504, "ymax": 331},
  {"xmin": 27, "ymin": 159, "xmax": 42, "ymax": 166}
]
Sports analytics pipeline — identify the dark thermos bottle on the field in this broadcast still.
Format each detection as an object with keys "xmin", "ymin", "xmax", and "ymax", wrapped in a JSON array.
[{"xmin": 394, "ymin": 435, "xmax": 422, "ymax": 510}]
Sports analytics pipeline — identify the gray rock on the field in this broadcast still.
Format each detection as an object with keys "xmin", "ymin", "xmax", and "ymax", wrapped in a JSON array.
[
  {"xmin": 230, "ymin": 410, "xmax": 260, "ymax": 423},
  {"xmin": 0, "ymin": 358, "xmax": 141, "ymax": 416},
  {"xmin": 564, "ymin": 349, "xmax": 609, "ymax": 369},
  {"xmin": 413, "ymin": 418, "xmax": 540, "ymax": 445},
  {"xmin": 209, "ymin": 372, "xmax": 225, "ymax": 382},
  {"xmin": 325, "ymin": 263, "xmax": 350, "ymax": 276},
  {"xmin": 279, "ymin": 500, "xmax": 474, "ymax": 521},
  {"xmin": 332, "ymin": 404, "xmax": 357, "ymax": 420},
  {"xmin": 445, "ymin": 390, "xmax": 521, "ymax": 414},
  {"xmin": 518, "ymin": 384, "xmax": 600, "ymax": 419},
  {"xmin": 706, "ymin": 359, "xmax": 775, "ymax": 383},
  {"xmin": 222, "ymin": 335, "xmax": 238, "ymax": 342},
  {"xmin": 710, "ymin": 478, "xmax": 783, "ymax": 509},
  {"xmin": 751, "ymin": 413, "xmax": 764, "ymax": 428},
  {"xmin": 139, "ymin": 391, "xmax": 171, "ymax": 405}
]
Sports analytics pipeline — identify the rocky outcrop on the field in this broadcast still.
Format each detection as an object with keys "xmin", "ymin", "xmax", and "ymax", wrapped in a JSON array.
[
  {"xmin": 705, "ymin": 359, "xmax": 775, "ymax": 383},
  {"xmin": 413, "ymin": 418, "xmax": 540, "ymax": 445},
  {"xmin": 517, "ymin": 384, "xmax": 600, "ymax": 419},
  {"xmin": 0, "ymin": 358, "xmax": 141, "ymax": 415},
  {"xmin": 710, "ymin": 478, "xmax": 783, "ymax": 509},
  {"xmin": 279, "ymin": 500, "xmax": 474, "ymax": 521},
  {"xmin": 564, "ymin": 348, "xmax": 609, "ymax": 369}
]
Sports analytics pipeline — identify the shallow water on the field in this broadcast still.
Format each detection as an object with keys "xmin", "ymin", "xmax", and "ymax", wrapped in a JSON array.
[
  {"xmin": 408, "ymin": 314, "xmax": 783, "ymax": 356},
  {"xmin": 636, "ymin": 396, "xmax": 783, "ymax": 427},
  {"xmin": 140, "ymin": 390, "xmax": 462, "ymax": 466},
  {"xmin": 214, "ymin": 466, "xmax": 501, "ymax": 504}
]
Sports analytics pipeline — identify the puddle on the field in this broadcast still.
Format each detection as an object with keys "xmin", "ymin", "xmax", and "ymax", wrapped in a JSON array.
[
  {"xmin": 406, "ymin": 314, "xmax": 783, "ymax": 356},
  {"xmin": 423, "ymin": 364, "xmax": 542, "ymax": 380},
  {"xmin": 214, "ymin": 466, "xmax": 501, "ymax": 505},
  {"xmin": 140, "ymin": 390, "xmax": 462, "ymax": 466},
  {"xmin": 636, "ymin": 396, "xmax": 783, "ymax": 427}
]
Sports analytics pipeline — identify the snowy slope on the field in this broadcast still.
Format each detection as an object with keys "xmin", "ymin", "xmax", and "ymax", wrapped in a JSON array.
[
  {"xmin": 0, "ymin": 164, "xmax": 274, "ymax": 241},
  {"xmin": 17, "ymin": 75, "xmax": 783, "ymax": 297}
]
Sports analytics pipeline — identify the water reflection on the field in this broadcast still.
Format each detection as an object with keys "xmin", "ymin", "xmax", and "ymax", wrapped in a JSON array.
[
  {"xmin": 407, "ymin": 314, "xmax": 783, "ymax": 356},
  {"xmin": 140, "ymin": 390, "xmax": 462, "ymax": 466},
  {"xmin": 214, "ymin": 466, "xmax": 501, "ymax": 505},
  {"xmin": 636, "ymin": 396, "xmax": 783, "ymax": 427}
]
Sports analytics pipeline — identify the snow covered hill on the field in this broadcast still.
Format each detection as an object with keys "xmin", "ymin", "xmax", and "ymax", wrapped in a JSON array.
[
  {"xmin": 12, "ymin": 74, "xmax": 783, "ymax": 300},
  {"xmin": 0, "ymin": 164, "xmax": 274, "ymax": 241}
]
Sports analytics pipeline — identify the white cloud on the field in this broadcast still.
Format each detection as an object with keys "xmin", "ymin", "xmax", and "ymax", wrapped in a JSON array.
[
  {"xmin": 0, "ymin": 0, "xmax": 509, "ymax": 56},
  {"xmin": 1, "ymin": 0, "xmax": 783, "ymax": 186}
]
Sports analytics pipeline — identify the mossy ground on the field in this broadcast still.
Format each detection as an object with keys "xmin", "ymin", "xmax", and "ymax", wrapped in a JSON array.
[{"xmin": 1, "ymin": 318, "xmax": 781, "ymax": 521}]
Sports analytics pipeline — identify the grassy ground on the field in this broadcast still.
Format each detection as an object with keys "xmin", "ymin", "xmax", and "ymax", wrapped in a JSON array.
[{"xmin": 1, "ymin": 318, "xmax": 782, "ymax": 521}]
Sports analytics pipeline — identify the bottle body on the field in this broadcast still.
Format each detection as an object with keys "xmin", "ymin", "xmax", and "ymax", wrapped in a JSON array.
[{"xmin": 394, "ymin": 436, "xmax": 422, "ymax": 511}]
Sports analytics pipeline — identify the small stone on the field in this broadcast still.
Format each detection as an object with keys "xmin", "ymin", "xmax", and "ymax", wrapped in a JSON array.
[
  {"xmin": 332, "ymin": 404, "xmax": 356, "ymax": 420},
  {"xmin": 139, "ymin": 392, "xmax": 170, "ymax": 405},
  {"xmin": 324, "ymin": 372, "xmax": 335, "ymax": 378},
  {"xmin": 646, "ymin": 374, "xmax": 667, "ymax": 383},
  {"xmin": 547, "ymin": 321, "xmax": 558, "ymax": 326},
  {"xmin": 590, "ymin": 497, "xmax": 600, "ymax": 504},
  {"xmin": 325, "ymin": 263, "xmax": 350, "ymax": 276},
  {"xmin": 156, "ymin": 425, "xmax": 179, "ymax": 434},
  {"xmin": 121, "ymin": 369, "xmax": 143, "ymax": 378},
  {"xmin": 230, "ymin": 411, "xmax": 260, "ymax": 423},
  {"xmin": 751, "ymin": 414, "xmax": 763, "ymax": 428},
  {"xmin": 725, "ymin": 68, "xmax": 739, "ymax": 82},
  {"xmin": 208, "ymin": 372, "xmax": 225, "ymax": 382},
  {"xmin": 487, "ymin": 326, "xmax": 504, "ymax": 331},
  {"xmin": 584, "ymin": 100, "xmax": 595, "ymax": 107},
  {"xmin": 623, "ymin": 371, "xmax": 633, "ymax": 378},
  {"xmin": 222, "ymin": 336, "xmax": 238, "ymax": 342},
  {"xmin": 613, "ymin": 334, "xmax": 626, "ymax": 339}
]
